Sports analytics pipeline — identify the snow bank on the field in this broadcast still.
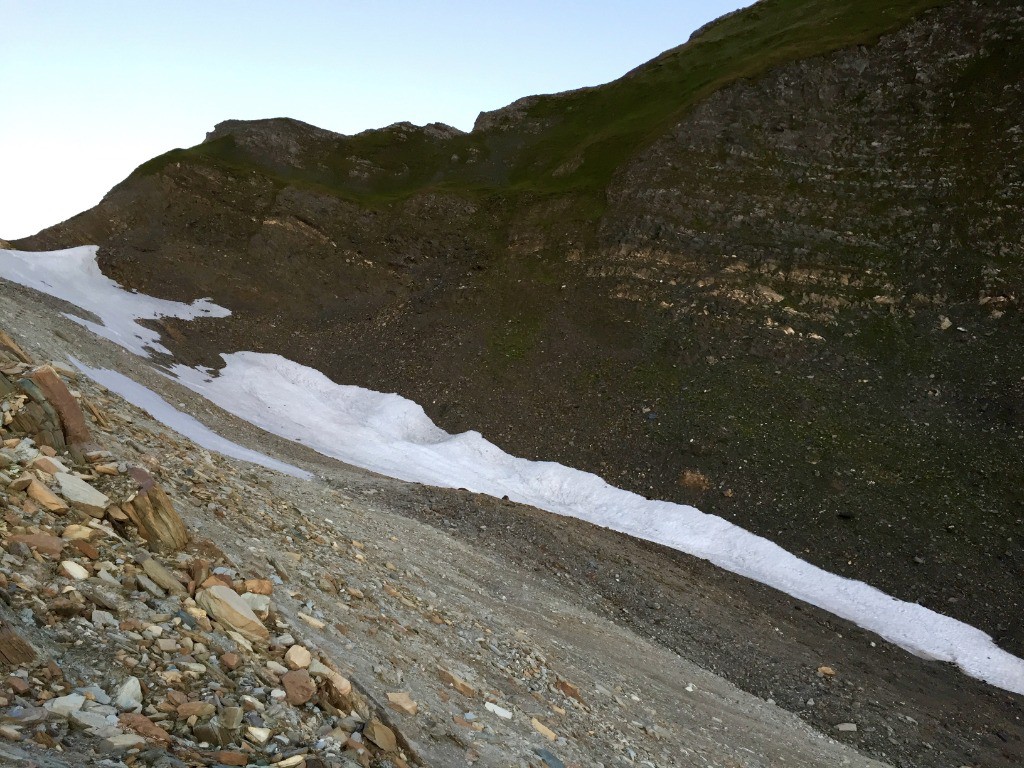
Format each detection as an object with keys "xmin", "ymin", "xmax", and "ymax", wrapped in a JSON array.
[
  {"xmin": 3, "ymin": 245, "xmax": 1023, "ymax": 696},
  {"xmin": 0, "ymin": 246, "xmax": 229, "ymax": 356},
  {"xmin": 70, "ymin": 358, "xmax": 310, "ymax": 479}
]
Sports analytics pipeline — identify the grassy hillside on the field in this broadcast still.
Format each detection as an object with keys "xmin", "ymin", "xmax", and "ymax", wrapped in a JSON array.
[{"xmin": 131, "ymin": 0, "xmax": 950, "ymax": 211}]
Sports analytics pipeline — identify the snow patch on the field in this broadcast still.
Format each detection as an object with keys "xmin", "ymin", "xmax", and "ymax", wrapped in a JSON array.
[
  {"xmin": 0, "ymin": 246, "xmax": 229, "ymax": 356},
  {"xmin": 70, "ymin": 358, "xmax": 310, "ymax": 480}
]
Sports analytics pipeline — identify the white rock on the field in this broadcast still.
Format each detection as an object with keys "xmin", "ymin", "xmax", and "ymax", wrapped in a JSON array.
[
  {"xmin": 197, "ymin": 586, "xmax": 269, "ymax": 642},
  {"xmin": 70, "ymin": 709, "xmax": 114, "ymax": 731},
  {"xmin": 54, "ymin": 472, "xmax": 110, "ymax": 517},
  {"xmin": 484, "ymin": 702, "xmax": 512, "ymax": 720},
  {"xmin": 91, "ymin": 609, "xmax": 117, "ymax": 628},
  {"xmin": 45, "ymin": 693, "xmax": 85, "ymax": 717},
  {"xmin": 836, "ymin": 722, "xmax": 858, "ymax": 732},
  {"xmin": 284, "ymin": 644, "xmax": 312, "ymax": 670},
  {"xmin": 246, "ymin": 725, "xmax": 272, "ymax": 744},
  {"xmin": 59, "ymin": 560, "xmax": 90, "ymax": 580},
  {"xmin": 240, "ymin": 592, "xmax": 272, "ymax": 618},
  {"xmin": 114, "ymin": 677, "xmax": 142, "ymax": 713}
]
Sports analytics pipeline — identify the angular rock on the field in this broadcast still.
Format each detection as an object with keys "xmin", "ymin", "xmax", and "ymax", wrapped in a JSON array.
[
  {"xmin": 308, "ymin": 659, "xmax": 352, "ymax": 703},
  {"xmin": 220, "ymin": 706, "xmax": 243, "ymax": 730},
  {"xmin": 31, "ymin": 456, "xmax": 68, "ymax": 475},
  {"xmin": 532, "ymin": 717, "xmax": 557, "ymax": 741},
  {"xmin": 243, "ymin": 578, "xmax": 273, "ymax": 595},
  {"xmin": 55, "ymin": 472, "xmax": 109, "ymax": 517},
  {"xmin": 387, "ymin": 691, "xmax": 418, "ymax": 715},
  {"xmin": 177, "ymin": 701, "xmax": 215, "ymax": 719},
  {"xmin": 246, "ymin": 725, "xmax": 271, "ymax": 745},
  {"xmin": 69, "ymin": 709, "xmax": 112, "ymax": 731},
  {"xmin": 25, "ymin": 480, "xmax": 69, "ymax": 514},
  {"xmin": 59, "ymin": 560, "xmax": 90, "ymax": 580},
  {"xmin": 27, "ymin": 365, "xmax": 92, "ymax": 445},
  {"xmin": 438, "ymin": 667, "xmax": 477, "ymax": 698},
  {"xmin": 100, "ymin": 733, "xmax": 147, "ymax": 754},
  {"xmin": 196, "ymin": 585, "xmax": 269, "ymax": 642},
  {"xmin": 9, "ymin": 533, "xmax": 63, "ymax": 558},
  {"xmin": 44, "ymin": 693, "xmax": 85, "ymax": 717},
  {"xmin": 140, "ymin": 557, "xmax": 187, "ymax": 595},
  {"xmin": 114, "ymin": 676, "xmax": 143, "ymax": 713},
  {"xmin": 136, "ymin": 573, "xmax": 166, "ymax": 598},
  {"xmin": 61, "ymin": 524, "xmax": 94, "ymax": 541},
  {"xmin": 484, "ymin": 702, "xmax": 512, "ymax": 719},
  {"xmin": 118, "ymin": 713, "xmax": 171, "ymax": 744},
  {"xmin": 240, "ymin": 592, "xmax": 271, "ymax": 619},
  {"xmin": 363, "ymin": 719, "xmax": 397, "ymax": 752},
  {"xmin": 122, "ymin": 469, "xmax": 189, "ymax": 552},
  {"xmin": 284, "ymin": 644, "xmax": 312, "ymax": 670},
  {"xmin": 282, "ymin": 669, "xmax": 316, "ymax": 705}
]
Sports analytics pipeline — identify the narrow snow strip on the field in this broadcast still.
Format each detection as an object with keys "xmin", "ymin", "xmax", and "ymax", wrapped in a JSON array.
[
  {"xmin": 169, "ymin": 352, "xmax": 1024, "ymax": 695},
  {"xmin": 3, "ymin": 245, "xmax": 1023, "ymax": 695},
  {"xmin": 0, "ymin": 246, "xmax": 229, "ymax": 356},
  {"xmin": 69, "ymin": 358, "xmax": 310, "ymax": 480}
]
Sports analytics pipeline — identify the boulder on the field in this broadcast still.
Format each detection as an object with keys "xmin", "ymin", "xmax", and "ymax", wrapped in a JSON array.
[
  {"xmin": 196, "ymin": 586, "xmax": 269, "ymax": 642},
  {"xmin": 55, "ymin": 472, "xmax": 109, "ymax": 517}
]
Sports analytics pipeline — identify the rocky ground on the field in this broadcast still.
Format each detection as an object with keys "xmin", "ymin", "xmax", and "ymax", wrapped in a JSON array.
[{"xmin": 0, "ymin": 266, "xmax": 1022, "ymax": 768}]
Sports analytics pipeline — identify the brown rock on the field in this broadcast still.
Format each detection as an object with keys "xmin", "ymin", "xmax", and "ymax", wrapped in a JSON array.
[
  {"xmin": 282, "ymin": 669, "xmax": 316, "ymax": 705},
  {"xmin": 556, "ymin": 679, "xmax": 585, "ymax": 703},
  {"xmin": 72, "ymin": 540, "xmax": 100, "ymax": 560},
  {"xmin": 27, "ymin": 366, "xmax": 91, "ymax": 445},
  {"xmin": 6, "ymin": 676, "xmax": 30, "ymax": 695},
  {"xmin": 200, "ymin": 574, "xmax": 234, "ymax": 590},
  {"xmin": 140, "ymin": 557, "xmax": 187, "ymax": 595},
  {"xmin": 30, "ymin": 457, "xmax": 65, "ymax": 475},
  {"xmin": 220, "ymin": 652, "xmax": 240, "ymax": 671},
  {"xmin": 531, "ymin": 717, "xmax": 557, "ymax": 741},
  {"xmin": 177, "ymin": 701, "xmax": 215, "ymax": 719},
  {"xmin": 122, "ymin": 468, "xmax": 188, "ymax": 552},
  {"xmin": 9, "ymin": 533, "xmax": 63, "ymax": 558},
  {"xmin": 0, "ymin": 622, "xmax": 35, "ymax": 665},
  {"xmin": 196, "ymin": 586, "xmax": 269, "ymax": 642},
  {"xmin": 387, "ymin": 691, "xmax": 418, "ymax": 716},
  {"xmin": 438, "ymin": 667, "xmax": 477, "ymax": 698},
  {"xmin": 0, "ymin": 330, "xmax": 32, "ymax": 364},
  {"xmin": 118, "ymin": 713, "xmax": 172, "ymax": 744},
  {"xmin": 243, "ymin": 578, "xmax": 273, "ymax": 595},
  {"xmin": 25, "ymin": 481, "xmax": 69, "ymax": 514},
  {"xmin": 7, "ymin": 475, "xmax": 32, "ymax": 492},
  {"xmin": 363, "ymin": 719, "xmax": 397, "ymax": 752}
]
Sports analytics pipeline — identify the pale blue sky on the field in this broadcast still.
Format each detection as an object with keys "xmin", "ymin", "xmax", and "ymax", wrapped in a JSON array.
[{"xmin": 1, "ymin": 1, "xmax": 745, "ymax": 239}]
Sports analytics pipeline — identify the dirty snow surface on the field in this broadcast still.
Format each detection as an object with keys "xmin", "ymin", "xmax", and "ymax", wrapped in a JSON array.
[
  {"xmin": 0, "ymin": 245, "xmax": 228, "ymax": 355},
  {"xmin": 2, "ymin": 245, "xmax": 1023, "ymax": 696},
  {"xmin": 70, "ymin": 357, "xmax": 310, "ymax": 479}
]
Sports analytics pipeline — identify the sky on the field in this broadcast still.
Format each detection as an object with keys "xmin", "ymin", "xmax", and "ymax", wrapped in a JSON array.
[{"xmin": 0, "ymin": 1, "xmax": 746, "ymax": 240}]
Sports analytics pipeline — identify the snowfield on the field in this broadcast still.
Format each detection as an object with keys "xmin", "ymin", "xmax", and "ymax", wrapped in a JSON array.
[{"xmin": 2, "ymin": 245, "xmax": 1023, "ymax": 696}]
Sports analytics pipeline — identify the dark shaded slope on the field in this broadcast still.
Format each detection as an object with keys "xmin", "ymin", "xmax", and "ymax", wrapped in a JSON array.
[{"xmin": 15, "ymin": 0, "xmax": 1024, "ymax": 665}]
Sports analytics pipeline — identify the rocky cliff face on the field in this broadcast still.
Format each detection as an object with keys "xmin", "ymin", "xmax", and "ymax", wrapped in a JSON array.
[{"xmin": 15, "ymin": 0, "xmax": 1024, "ymax": 659}]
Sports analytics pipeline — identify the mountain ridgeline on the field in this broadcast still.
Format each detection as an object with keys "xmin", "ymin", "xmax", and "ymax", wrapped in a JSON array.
[{"xmin": 16, "ymin": 0, "xmax": 1024, "ymax": 655}]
